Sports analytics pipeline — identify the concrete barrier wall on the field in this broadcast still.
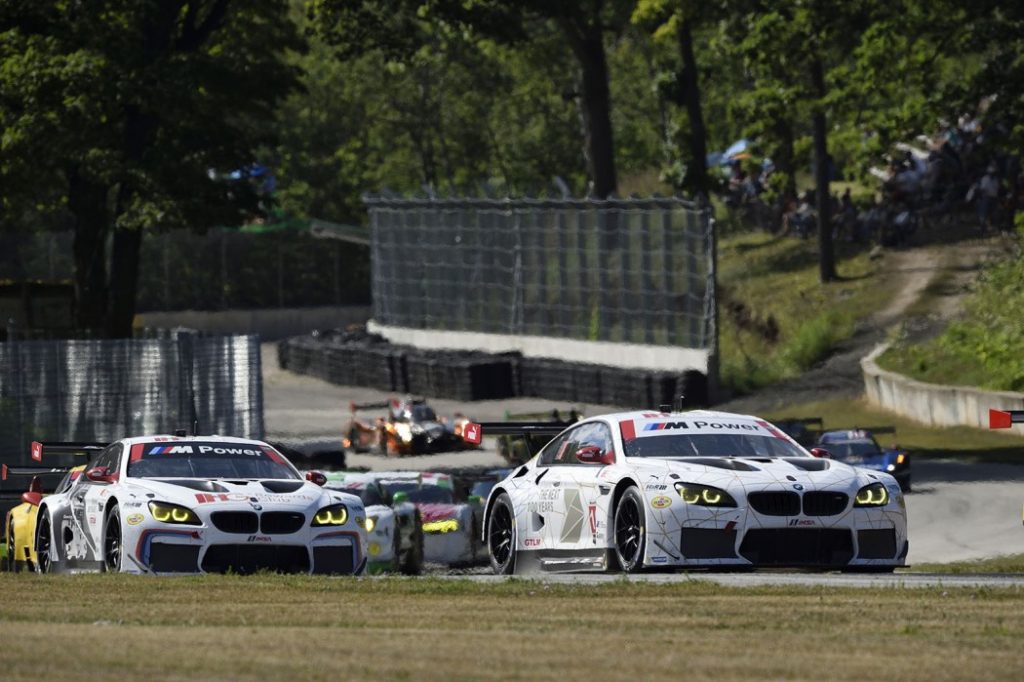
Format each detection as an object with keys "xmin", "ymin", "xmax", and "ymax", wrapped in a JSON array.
[
  {"xmin": 367, "ymin": 320, "xmax": 711, "ymax": 373},
  {"xmin": 136, "ymin": 305, "xmax": 371, "ymax": 341},
  {"xmin": 861, "ymin": 344, "xmax": 1024, "ymax": 435}
]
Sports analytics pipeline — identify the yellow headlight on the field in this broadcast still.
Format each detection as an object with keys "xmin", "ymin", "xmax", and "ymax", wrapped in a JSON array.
[
  {"xmin": 854, "ymin": 483, "xmax": 889, "ymax": 507},
  {"xmin": 422, "ymin": 519, "xmax": 459, "ymax": 533},
  {"xmin": 674, "ymin": 483, "xmax": 736, "ymax": 508},
  {"xmin": 148, "ymin": 502, "xmax": 200, "ymax": 525},
  {"xmin": 365, "ymin": 516, "xmax": 377, "ymax": 533},
  {"xmin": 312, "ymin": 505, "xmax": 348, "ymax": 526}
]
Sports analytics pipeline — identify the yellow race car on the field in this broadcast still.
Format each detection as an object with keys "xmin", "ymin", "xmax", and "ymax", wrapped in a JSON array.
[
  {"xmin": 3, "ymin": 441, "xmax": 103, "ymax": 572},
  {"xmin": 4, "ymin": 465, "xmax": 86, "ymax": 572}
]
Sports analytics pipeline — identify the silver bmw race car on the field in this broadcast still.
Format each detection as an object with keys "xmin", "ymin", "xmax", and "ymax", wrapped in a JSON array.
[
  {"xmin": 466, "ymin": 409, "xmax": 909, "ymax": 574},
  {"xmin": 32, "ymin": 436, "xmax": 367, "ymax": 575}
]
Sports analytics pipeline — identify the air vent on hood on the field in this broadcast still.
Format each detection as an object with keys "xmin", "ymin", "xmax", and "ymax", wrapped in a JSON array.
[
  {"xmin": 784, "ymin": 458, "xmax": 831, "ymax": 472},
  {"xmin": 153, "ymin": 479, "xmax": 229, "ymax": 493},
  {"xmin": 683, "ymin": 458, "xmax": 760, "ymax": 472},
  {"xmin": 261, "ymin": 480, "xmax": 305, "ymax": 494}
]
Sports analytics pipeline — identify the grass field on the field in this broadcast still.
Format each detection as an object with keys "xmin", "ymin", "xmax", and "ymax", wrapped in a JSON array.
[
  {"xmin": 0, "ymin": 574, "xmax": 1023, "ymax": 681},
  {"xmin": 765, "ymin": 396, "xmax": 1024, "ymax": 464}
]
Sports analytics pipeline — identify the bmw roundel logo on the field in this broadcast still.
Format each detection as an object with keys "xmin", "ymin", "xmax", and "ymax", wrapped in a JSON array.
[{"xmin": 793, "ymin": 483, "xmax": 804, "ymax": 491}]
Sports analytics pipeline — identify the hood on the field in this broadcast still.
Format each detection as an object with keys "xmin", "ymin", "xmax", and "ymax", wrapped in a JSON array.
[
  {"xmin": 632, "ymin": 456, "xmax": 876, "ymax": 492},
  {"xmin": 123, "ymin": 477, "xmax": 342, "ymax": 510},
  {"xmin": 416, "ymin": 502, "xmax": 462, "ymax": 523}
]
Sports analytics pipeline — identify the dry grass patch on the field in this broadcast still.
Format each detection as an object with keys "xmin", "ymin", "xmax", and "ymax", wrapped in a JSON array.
[{"xmin": 1, "ymin": 575, "xmax": 1023, "ymax": 680}]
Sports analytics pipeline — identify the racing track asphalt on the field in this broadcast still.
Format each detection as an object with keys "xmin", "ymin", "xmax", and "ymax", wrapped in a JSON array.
[{"xmin": 262, "ymin": 344, "xmax": 1024, "ymax": 567}]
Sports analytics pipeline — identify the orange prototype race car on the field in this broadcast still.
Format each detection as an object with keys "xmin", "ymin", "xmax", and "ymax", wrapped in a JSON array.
[{"xmin": 343, "ymin": 398, "xmax": 477, "ymax": 456}]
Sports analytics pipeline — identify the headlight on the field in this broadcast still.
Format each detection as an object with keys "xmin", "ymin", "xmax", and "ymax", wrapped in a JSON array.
[
  {"xmin": 148, "ymin": 502, "xmax": 200, "ymax": 525},
  {"xmin": 674, "ymin": 483, "xmax": 737, "ymax": 507},
  {"xmin": 312, "ymin": 504, "xmax": 349, "ymax": 526},
  {"xmin": 365, "ymin": 516, "xmax": 377, "ymax": 533},
  {"xmin": 422, "ymin": 519, "xmax": 459, "ymax": 533},
  {"xmin": 394, "ymin": 423, "xmax": 413, "ymax": 442},
  {"xmin": 854, "ymin": 482, "xmax": 889, "ymax": 507}
]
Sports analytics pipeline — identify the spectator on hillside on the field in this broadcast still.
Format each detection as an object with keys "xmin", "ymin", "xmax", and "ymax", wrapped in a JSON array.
[{"xmin": 973, "ymin": 165, "xmax": 1001, "ymax": 231}]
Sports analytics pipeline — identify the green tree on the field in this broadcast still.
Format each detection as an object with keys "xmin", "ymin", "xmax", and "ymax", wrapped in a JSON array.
[{"xmin": 0, "ymin": 1, "xmax": 302, "ymax": 336}]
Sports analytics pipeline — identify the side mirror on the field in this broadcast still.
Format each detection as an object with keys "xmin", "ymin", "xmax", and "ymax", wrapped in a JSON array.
[
  {"xmin": 85, "ymin": 466, "xmax": 115, "ymax": 483},
  {"xmin": 21, "ymin": 491, "xmax": 43, "ymax": 507},
  {"xmin": 305, "ymin": 470, "xmax": 327, "ymax": 487},
  {"xmin": 575, "ymin": 445, "xmax": 614, "ymax": 465},
  {"xmin": 392, "ymin": 491, "xmax": 409, "ymax": 505},
  {"xmin": 809, "ymin": 447, "xmax": 832, "ymax": 459}
]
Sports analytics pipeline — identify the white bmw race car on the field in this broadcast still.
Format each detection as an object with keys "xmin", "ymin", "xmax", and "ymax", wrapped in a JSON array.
[
  {"xmin": 322, "ymin": 471, "xmax": 424, "ymax": 574},
  {"xmin": 32, "ymin": 436, "xmax": 367, "ymax": 575},
  {"xmin": 465, "ymin": 409, "xmax": 909, "ymax": 574}
]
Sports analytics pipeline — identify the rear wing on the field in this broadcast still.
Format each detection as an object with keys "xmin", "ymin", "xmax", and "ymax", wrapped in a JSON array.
[
  {"xmin": 771, "ymin": 418, "xmax": 824, "ymax": 445},
  {"xmin": 462, "ymin": 421, "xmax": 570, "ymax": 446},
  {"xmin": 989, "ymin": 409, "xmax": 1024, "ymax": 429},
  {"xmin": 29, "ymin": 441, "xmax": 107, "ymax": 463}
]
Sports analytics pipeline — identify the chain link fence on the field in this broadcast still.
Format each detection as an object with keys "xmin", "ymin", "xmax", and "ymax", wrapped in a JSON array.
[
  {"xmin": 0, "ymin": 227, "xmax": 369, "ymax": 313},
  {"xmin": 0, "ymin": 332, "xmax": 263, "ymax": 468},
  {"xmin": 365, "ymin": 196, "xmax": 716, "ymax": 349}
]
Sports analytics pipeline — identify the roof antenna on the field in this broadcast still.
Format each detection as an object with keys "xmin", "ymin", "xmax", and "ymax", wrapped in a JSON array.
[{"xmin": 673, "ymin": 394, "xmax": 685, "ymax": 412}]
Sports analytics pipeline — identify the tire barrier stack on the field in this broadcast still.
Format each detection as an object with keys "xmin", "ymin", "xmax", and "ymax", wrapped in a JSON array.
[{"xmin": 279, "ymin": 331, "xmax": 708, "ymax": 409}]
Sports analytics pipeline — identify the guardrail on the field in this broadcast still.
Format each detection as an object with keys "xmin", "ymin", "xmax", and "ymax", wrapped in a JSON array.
[{"xmin": 861, "ymin": 343, "xmax": 1024, "ymax": 432}]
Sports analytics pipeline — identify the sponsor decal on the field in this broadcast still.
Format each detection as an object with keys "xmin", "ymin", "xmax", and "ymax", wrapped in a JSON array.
[
  {"xmin": 524, "ymin": 538, "xmax": 542, "ymax": 547},
  {"xmin": 651, "ymin": 495, "xmax": 673, "ymax": 509},
  {"xmin": 463, "ymin": 423, "xmax": 481, "ymax": 445},
  {"xmin": 527, "ymin": 488, "xmax": 560, "ymax": 513},
  {"xmin": 88, "ymin": 516, "xmax": 96, "ymax": 525},
  {"xmin": 644, "ymin": 421, "xmax": 689, "ymax": 431},
  {"xmin": 123, "ymin": 501, "xmax": 144, "ymax": 509},
  {"xmin": 588, "ymin": 503, "xmax": 598, "ymax": 544},
  {"xmin": 652, "ymin": 556, "xmax": 668, "ymax": 564},
  {"xmin": 368, "ymin": 542, "xmax": 381, "ymax": 556},
  {"xmin": 126, "ymin": 513, "xmax": 145, "ymax": 526},
  {"xmin": 148, "ymin": 445, "xmax": 194, "ymax": 455},
  {"xmin": 645, "ymin": 484, "xmax": 667, "ymax": 491},
  {"xmin": 31, "ymin": 441, "xmax": 42, "ymax": 461},
  {"xmin": 246, "ymin": 535, "xmax": 272, "ymax": 543},
  {"xmin": 194, "ymin": 493, "xmax": 249, "ymax": 504},
  {"xmin": 788, "ymin": 519, "xmax": 816, "ymax": 527},
  {"xmin": 355, "ymin": 516, "xmax": 365, "ymax": 527},
  {"xmin": 793, "ymin": 484, "xmax": 804, "ymax": 491}
]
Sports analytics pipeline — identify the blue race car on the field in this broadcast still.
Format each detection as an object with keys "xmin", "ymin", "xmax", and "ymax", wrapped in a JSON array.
[{"xmin": 817, "ymin": 429, "xmax": 911, "ymax": 492}]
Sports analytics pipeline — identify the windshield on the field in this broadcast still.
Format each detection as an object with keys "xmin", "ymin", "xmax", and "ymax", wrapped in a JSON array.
[
  {"xmin": 381, "ymin": 482, "xmax": 453, "ymax": 504},
  {"xmin": 624, "ymin": 433, "xmax": 807, "ymax": 459},
  {"xmin": 409, "ymin": 405, "xmax": 437, "ymax": 422},
  {"xmin": 126, "ymin": 442, "xmax": 300, "ymax": 480},
  {"xmin": 470, "ymin": 481, "xmax": 496, "ymax": 499},
  {"xmin": 822, "ymin": 441, "xmax": 880, "ymax": 458}
]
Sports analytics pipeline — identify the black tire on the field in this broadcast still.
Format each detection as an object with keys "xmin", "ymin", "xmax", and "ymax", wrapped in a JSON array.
[
  {"xmin": 377, "ymin": 429, "xmax": 389, "ymax": 456},
  {"xmin": 487, "ymin": 493, "xmax": 516, "ymax": 575},
  {"xmin": 613, "ymin": 487, "xmax": 646, "ymax": 573},
  {"xmin": 5, "ymin": 522, "xmax": 15, "ymax": 572},
  {"xmin": 102, "ymin": 505, "xmax": 122, "ymax": 572},
  {"xmin": 35, "ymin": 514, "xmax": 53, "ymax": 574},
  {"xmin": 401, "ymin": 513, "xmax": 424, "ymax": 575}
]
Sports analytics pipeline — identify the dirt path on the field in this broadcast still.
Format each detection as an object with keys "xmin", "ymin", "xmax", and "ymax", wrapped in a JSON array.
[{"xmin": 718, "ymin": 235, "xmax": 999, "ymax": 415}]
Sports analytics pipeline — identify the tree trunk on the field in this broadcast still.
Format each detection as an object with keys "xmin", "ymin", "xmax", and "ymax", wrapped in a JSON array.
[
  {"xmin": 677, "ymin": 17, "xmax": 709, "ymax": 196},
  {"xmin": 811, "ymin": 56, "xmax": 836, "ymax": 282},
  {"xmin": 575, "ymin": 31, "xmax": 617, "ymax": 198},
  {"xmin": 68, "ymin": 168, "xmax": 109, "ymax": 333},
  {"xmin": 106, "ymin": 225, "xmax": 143, "ymax": 338}
]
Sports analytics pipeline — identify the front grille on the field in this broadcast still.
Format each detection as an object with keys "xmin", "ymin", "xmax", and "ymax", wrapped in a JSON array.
[
  {"xmin": 201, "ymin": 544, "xmax": 310, "ymax": 574},
  {"xmin": 680, "ymin": 528, "xmax": 738, "ymax": 559},
  {"xmin": 747, "ymin": 491, "xmax": 800, "ymax": 516},
  {"xmin": 857, "ymin": 529, "xmax": 898, "ymax": 559},
  {"xmin": 739, "ymin": 529, "xmax": 854, "ymax": 567},
  {"xmin": 802, "ymin": 492, "xmax": 849, "ymax": 516},
  {"xmin": 210, "ymin": 511, "xmax": 259, "ymax": 534},
  {"xmin": 149, "ymin": 543, "xmax": 201, "ymax": 572},
  {"xmin": 312, "ymin": 546, "xmax": 357, "ymax": 575},
  {"xmin": 260, "ymin": 512, "xmax": 306, "ymax": 535}
]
